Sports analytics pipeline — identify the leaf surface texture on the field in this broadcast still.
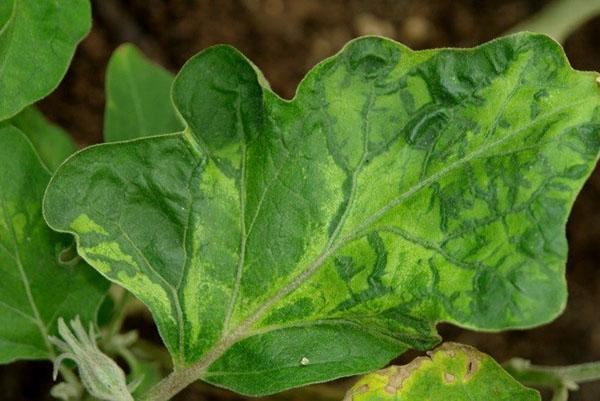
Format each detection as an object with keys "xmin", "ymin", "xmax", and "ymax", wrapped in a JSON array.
[{"xmin": 44, "ymin": 34, "xmax": 600, "ymax": 394}]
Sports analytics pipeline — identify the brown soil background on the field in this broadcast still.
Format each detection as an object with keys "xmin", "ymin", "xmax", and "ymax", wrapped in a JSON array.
[{"xmin": 2, "ymin": 1, "xmax": 599, "ymax": 400}]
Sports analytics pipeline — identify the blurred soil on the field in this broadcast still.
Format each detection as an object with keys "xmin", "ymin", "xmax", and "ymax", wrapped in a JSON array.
[{"xmin": 2, "ymin": 0, "xmax": 599, "ymax": 400}]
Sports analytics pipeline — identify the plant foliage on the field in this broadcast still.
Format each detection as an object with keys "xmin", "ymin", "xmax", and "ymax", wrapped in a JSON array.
[
  {"xmin": 104, "ymin": 44, "xmax": 183, "ymax": 142},
  {"xmin": 10, "ymin": 106, "xmax": 76, "ymax": 171},
  {"xmin": 0, "ymin": 0, "xmax": 91, "ymax": 121},
  {"xmin": 42, "ymin": 33, "xmax": 600, "ymax": 396},
  {"xmin": 344, "ymin": 343, "xmax": 540, "ymax": 401},
  {"xmin": 0, "ymin": 126, "xmax": 107, "ymax": 363}
]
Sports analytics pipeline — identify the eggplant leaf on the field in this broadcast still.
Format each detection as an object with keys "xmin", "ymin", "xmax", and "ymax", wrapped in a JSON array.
[
  {"xmin": 0, "ymin": 0, "xmax": 91, "ymax": 121},
  {"xmin": 43, "ymin": 34, "xmax": 600, "ymax": 395},
  {"xmin": 0, "ymin": 126, "xmax": 108, "ymax": 363},
  {"xmin": 104, "ymin": 44, "xmax": 183, "ymax": 142},
  {"xmin": 344, "ymin": 342, "xmax": 540, "ymax": 401},
  {"xmin": 10, "ymin": 106, "xmax": 76, "ymax": 171}
]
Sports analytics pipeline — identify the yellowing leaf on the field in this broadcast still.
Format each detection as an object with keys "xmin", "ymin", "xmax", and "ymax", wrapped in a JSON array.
[{"xmin": 344, "ymin": 343, "xmax": 539, "ymax": 401}]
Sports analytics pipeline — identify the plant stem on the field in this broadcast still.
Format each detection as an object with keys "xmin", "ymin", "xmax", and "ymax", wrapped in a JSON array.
[
  {"xmin": 505, "ymin": 358, "xmax": 600, "ymax": 400},
  {"xmin": 507, "ymin": 0, "xmax": 600, "ymax": 43},
  {"xmin": 139, "ymin": 356, "xmax": 215, "ymax": 401},
  {"xmin": 552, "ymin": 361, "xmax": 600, "ymax": 383},
  {"xmin": 140, "ymin": 332, "xmax": 241, "ymax": 401}
]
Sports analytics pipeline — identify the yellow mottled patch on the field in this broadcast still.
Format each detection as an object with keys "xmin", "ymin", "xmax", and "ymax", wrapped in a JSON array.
[
  {"xmin": 115, "ymin": 270, "xmax": 176, "ymax": 328},
  {"xmin": 71, "ymin": 214, "xmax": 108, "ymax": 235},
  {"xmin": 183, "ymin": 243, "xmax": 234, "ymax": 337},
  {"xmin": 80, "ymin": 255, "xmax": 112, "ymax": 274},
  {"xmin": 183, "ymin": 224, "xmax": 210, "ymax": 350},
  {"xmin": 82, "ymin": 241, "xmax": 176, "ymax": 343},
  {"xmin": 183, "ymin": 162, "xmax": 239, "ymax": 346},
  {"xmin": 346, "ymin": 357, "xmax": 430, "ymax": 401},
  {"xmin": 85, "ymin": 241, "xmax": 137, "ymax": 267}
]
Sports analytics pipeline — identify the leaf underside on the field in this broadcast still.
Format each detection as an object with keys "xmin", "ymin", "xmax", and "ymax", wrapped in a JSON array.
[
  {"xmin": 0, "ymin": 0, "xmax": 91, "ymax": 121},
  {"xmin": 43, "ymin": 34, "xmax": 600, "ymax": 395},
  {"xmin": 0, "ymin": 126, "xmax": 107, "ymax": 363},
  {"xmin": 344, "ymin": 342, "xmax": 540, "ymax": 401}
]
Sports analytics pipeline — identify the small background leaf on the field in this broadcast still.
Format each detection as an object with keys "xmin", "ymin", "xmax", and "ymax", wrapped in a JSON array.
[
  {"xmin": 0, "ymin": 0, "xmax": 91, "ymax": 121},
  {"xmin": 104, "ymin": 43, "xmax": 183, "ymax": 142},
  {"xmin": 128, "ymin": 356, "xmax": 163, "ymax": 398},
  {"xmin": 9, "ymin": 106, "xmax": 76, "ymax": 171},
  {"xmin": 0, "ymin": 126, "xmax": 108, "ymax": 363},
  {"xmin": 344, "ymin": 342, "xmax": 540, "ymax": 401}
]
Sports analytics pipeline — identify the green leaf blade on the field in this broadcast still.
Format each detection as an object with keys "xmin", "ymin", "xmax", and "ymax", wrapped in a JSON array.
[
  {"xmin": 43, "ymin": 33, "xmax": 600, "ymax": 395},
  {"xmin": 344, "ymin": 342, "xmax": 540, "ymax": 401},
  {"xmin": 104, "ymin": 44, "xmax": 183, "ymax": 142},
  {"xmin": 43, "ymin": 134, "xmax": 199, "ymax": 363},
  {"xmin": 204, "ymin": 323, "xmax": 416, "ymax": 395},
  {"xmin": 0, "ymin": 0, "xmax": 91, "ymax": 121},
  {"xmin": 0, "ymin": 126, "xmax": 108, "ymax": 363},
  {"xmin": 9, "ymin": 106, "xmax": 76, "ymax": 171}
]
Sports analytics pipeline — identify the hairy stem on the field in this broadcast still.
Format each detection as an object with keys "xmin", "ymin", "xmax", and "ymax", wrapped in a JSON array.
[
  {"xmin": 139, "ymin": 338, "xmax": 232, "ymax": 401},
  {"xmin": 140, "ymin": 366, "xmax": 209, "ymax": 401},
  {"xmin": 505, "ymin": 358, "xmax": 600, "ymax": 400},
  {"xmin": 507, "ymin": 0, "xmax": 600, "ymax": 43}
]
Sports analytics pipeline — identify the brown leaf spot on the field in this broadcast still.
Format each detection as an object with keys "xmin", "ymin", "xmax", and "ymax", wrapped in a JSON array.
[
  {"xmin": 354, "ymin": 384, "xmax": 369, "ymax": 395},
  {"xmin": 343, "ymin": 384, "xmax": 369, "ymax": 401},
  {"xmin": 382, "ymin": 357, "xmax": 429, "ymax": 394},
  {"xmin": 464, "ymin": 358, "xmax": 480, "ymax": 381},
  {"xmin": 436, "ymin": 343, "xmax": 483, "ymax": 380},
  {"xmin": 444, "ymin": 372, "xmax": 456, "ymax": 383},
  {"xmin": 384, "ymin": 385, "xmax": 397, "ymax": 394}
]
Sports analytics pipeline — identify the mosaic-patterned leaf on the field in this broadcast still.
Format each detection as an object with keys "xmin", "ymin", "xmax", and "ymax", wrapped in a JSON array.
[
  {"xmin": 0, "ymin": 126, "xmax": 107, "ymax": 363},
  {"xmin": 104, "ymin": 44, "xmax": 183, "ymax": 142},
  {"xmin": 43, "ymin": 34, "xmax": 600, "ymax": 395},
  {"xmin": 0, "ymin": 0, "xmax": 91, "ymax": 121},
  {"xmin": 344, "ymin": 342, "xmax": 540, "ymax": 401}
]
